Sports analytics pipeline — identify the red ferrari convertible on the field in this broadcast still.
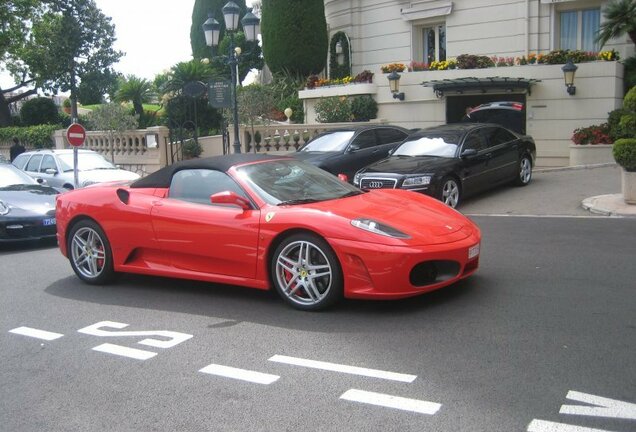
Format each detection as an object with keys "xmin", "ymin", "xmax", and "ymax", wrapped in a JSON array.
[{"xmin": 56, "ymin": 154, "xmax": 481, "ymax": 310}]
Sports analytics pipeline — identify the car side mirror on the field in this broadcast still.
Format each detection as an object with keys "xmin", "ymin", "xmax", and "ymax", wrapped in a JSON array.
[
  {"xmin": 45, "ymin": 168, "xmax": 57, "ymax": 175},
  {"xmin": 461, "ymin": 149, "xmax": 478, "ymax": 159},
  {"xmin": 210, "ymin": 191, "xmax": 251, "ymax": 210},
  {"xmin": 347, "ymin": 143, "xmax": 361, "ymax": 153}
]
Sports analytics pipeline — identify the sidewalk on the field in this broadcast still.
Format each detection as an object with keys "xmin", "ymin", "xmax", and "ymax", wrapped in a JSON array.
[{"xmin": 459, "ymin": 163, "xmax": 636, "ymax": 217}]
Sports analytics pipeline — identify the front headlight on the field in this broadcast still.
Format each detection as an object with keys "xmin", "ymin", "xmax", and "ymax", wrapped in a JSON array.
[
  {"xmin": 353, "ymin": 172, "xmax": 362, "ymax": 186},
  {"xmin": 351, "ymin": 218, "xmax": 410, "ymax": 239},
  {"xmin": 0, "ymin": 200, "xmax": 10, "ymax": 216},
  {"xmin": 402, "ymin": 175, "xmax": 432, "ymax": 187}
]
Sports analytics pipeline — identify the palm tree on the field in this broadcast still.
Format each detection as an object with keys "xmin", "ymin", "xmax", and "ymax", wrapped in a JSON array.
[
  {"xmin": 596, "ymin": 0, "xmax": 636, "ymax": 48},
  {"xmin": 115, "ymin": 75, "xmax": 154, "ymax": 118}
]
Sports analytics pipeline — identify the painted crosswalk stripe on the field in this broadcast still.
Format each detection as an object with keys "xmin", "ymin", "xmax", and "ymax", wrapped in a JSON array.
[
  {"xmin": 527, "ymin": 419, "xmax": 615, "ymax": 432},
  {"xmin": 9, "ymin": 326, "xmax": 64, "ymax": 341},
  {"xmin": 340, "ymin": 389, "xmax": 441, "ymax": 415},
  {"xmin": 269, "ymin": 355, "xmax": 416, "ymax": 383},
  {"xmin": 92, "ymin": 343, "xmax": 157, "ymax": 360},
  {"xmin": 199, "ymin": 364, "xmax": 279, "ymax": 384}
]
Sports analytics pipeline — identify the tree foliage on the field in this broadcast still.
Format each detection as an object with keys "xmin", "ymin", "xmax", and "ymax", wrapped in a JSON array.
[
  {"xmin": 115, "ymin": 75, "xmax": 154, "ymax": 118},
  {"xmin": 261, "ymin": 0, "xmax": 328, "ymax": 77},
  {"xmin": 0, "ymin": 0, "xmax": 123, "ymax": 126},
  {"xmin": 78, "ymin": 69, "xmax": 120, "ymax": 105},
  {"xmin": 597, "ymin": 0, "xmax": 636, "ymax": 47}
]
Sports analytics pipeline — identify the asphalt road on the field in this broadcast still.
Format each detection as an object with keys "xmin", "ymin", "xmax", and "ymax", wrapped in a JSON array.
[{"xmin": 1, "ymin": 213, "xmax": 634, "ymax": 432}]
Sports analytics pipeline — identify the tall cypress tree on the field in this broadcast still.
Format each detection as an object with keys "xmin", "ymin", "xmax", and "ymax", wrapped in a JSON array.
[{"xmin": 261, "ymin": 0, "xmax": 328, "ymax": 77}]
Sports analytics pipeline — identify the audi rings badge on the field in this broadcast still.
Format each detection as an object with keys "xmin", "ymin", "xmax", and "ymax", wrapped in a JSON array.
[{"xmin": 368, "ymin": 181, "xmax": 383, "ymax": 189}]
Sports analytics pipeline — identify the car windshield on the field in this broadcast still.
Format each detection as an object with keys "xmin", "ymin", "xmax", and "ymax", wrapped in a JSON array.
[
  {"xmin": 0, "ymin": 165, "xmax": 37, "ymax": 187},
  {"xmin": 300, "ymin": 131, "xmax": 355, "ymax": 152},
  {"xmin": 393, "ymin": 133, "xmax": 460, "ymax": 157},
  {"xmin": 58, "ymin": 152, "xmax": 116, "ymax": 172},
  {"xmin": 235, "ymin": 159, "xmax": 361, "ymax": 205}
]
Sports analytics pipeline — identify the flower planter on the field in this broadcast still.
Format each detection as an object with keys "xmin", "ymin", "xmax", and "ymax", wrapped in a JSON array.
[
  {"xmin": 569, "ymin": 144, "xmax": 614, "ymax": 166},
  {"xmin": 621, "ymin": 169, "xmax": 636, "ymax": 205}
]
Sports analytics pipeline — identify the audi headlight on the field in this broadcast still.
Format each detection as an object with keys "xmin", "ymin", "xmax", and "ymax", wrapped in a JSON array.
[
  {"xmin": 402, "ymin": 175, "xmax": 431, "ymax": 187},
  {"xmin": 351, "ymin": 218, "xmax": 410, "ymax": 239},
  {"xmin": 0, "ymin": 200, "xmax": 10, "ymax": 216},
  {"xmin": 353, "ymin": 172, "xmax": 362, "ymax": 186}
]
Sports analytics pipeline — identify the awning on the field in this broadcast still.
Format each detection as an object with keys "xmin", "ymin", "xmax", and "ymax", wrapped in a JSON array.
[{"xmin": 421, "ymin": 77, "xmax": 541, "ymax": 98}]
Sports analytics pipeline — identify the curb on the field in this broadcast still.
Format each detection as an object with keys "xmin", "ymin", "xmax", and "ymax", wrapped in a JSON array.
[
  {"xmin": 535, "ymin": 163, "xmax": 617, "ymax": 173},
  {"xmin": 581, "ymin": 194, "xmax": 636, "ymax": 218}
]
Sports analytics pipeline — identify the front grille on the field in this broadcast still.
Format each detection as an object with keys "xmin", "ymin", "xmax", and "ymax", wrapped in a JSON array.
[
  {"xmin": 360, "ymin": 178, "xmax": 397, "ymax": 190},
  {"xmin": 410, "ymin": 260, "xmax": 460, "ymax": 287},
  {"xmin": 0, "ymin": 220, "xmax": 56, "ymax": 240}
]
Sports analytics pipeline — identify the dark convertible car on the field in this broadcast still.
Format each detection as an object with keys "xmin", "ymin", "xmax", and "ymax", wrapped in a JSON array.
[
  {"xmin": 353, "ymin": 123, "xmax": 535, "ymax": 208},
  {"xmin": 291, "ymin": 125, "xmax": 410, "ymax": 182}
]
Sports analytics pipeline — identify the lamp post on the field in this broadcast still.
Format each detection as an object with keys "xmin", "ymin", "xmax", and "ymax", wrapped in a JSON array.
[{"xmin": 202, "ymin": 2, "xmax": 260, "ymax": 154}]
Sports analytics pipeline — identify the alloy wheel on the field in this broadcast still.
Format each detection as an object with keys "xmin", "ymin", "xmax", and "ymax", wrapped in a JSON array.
[
  {"xmin": 274, "ymin": 240, "xmax": 333, "ymax": 307},
  {"xmin": 71, "ymin": 227, "xmax": 106, "ymax": 279}
]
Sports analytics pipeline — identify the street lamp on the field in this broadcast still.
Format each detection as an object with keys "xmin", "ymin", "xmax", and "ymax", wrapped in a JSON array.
[
  {"xmin": 561, "ymin": 59, "xmax": 578, "ymax": 96},
  {"xmin": 202, "ymin": 2, "xmax": 260, "ymax": 154},
  {"xmin": 387, "ymin": 71, "xmax": 405, "ymax": 101}
]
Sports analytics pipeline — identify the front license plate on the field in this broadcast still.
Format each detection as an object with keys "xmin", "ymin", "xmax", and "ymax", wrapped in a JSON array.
[
  {"xmin": 468, "ymin": 243, "xmax": 480, "ymax": 259},
  {"xmin": 42, "ymin": 218, "xmax": 56, "ymax": 226}
]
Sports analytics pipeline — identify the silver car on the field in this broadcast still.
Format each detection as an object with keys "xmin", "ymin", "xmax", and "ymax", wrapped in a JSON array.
[{"xmin": 12, "ymin": 149, "xmax": 140, "ymax": 189}]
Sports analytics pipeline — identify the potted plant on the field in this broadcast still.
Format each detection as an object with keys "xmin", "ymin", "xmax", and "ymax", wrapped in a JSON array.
[{"xmin": 612, "ymin": 86, "xmax": 636, "ymax": 204}]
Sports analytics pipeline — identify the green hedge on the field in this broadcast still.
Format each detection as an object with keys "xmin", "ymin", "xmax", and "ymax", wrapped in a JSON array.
[{"xmin": 0, "ymin": 125, "xmax": 60, "ymax": 149}]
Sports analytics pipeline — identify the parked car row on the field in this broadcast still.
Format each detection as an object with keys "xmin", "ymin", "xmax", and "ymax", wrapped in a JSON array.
[{"xmin": 297, "ymin": 121, "xmax": 536, "ymax": 208}]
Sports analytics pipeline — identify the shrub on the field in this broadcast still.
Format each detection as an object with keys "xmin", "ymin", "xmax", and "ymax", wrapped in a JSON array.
[
  {"xmin": 315, "ymin": 97, "xmax": 352, "ymax": 123},
  {"xmin": 182, "ymin": 138, "xmax": 202, "ymax": 159},
  {"xmin": 276, "ymin": 94, "xmax": 304, "ymax": 123},
  {"xmin": 613, "ymin": 138, "xmax": 636, "ymax": 171},
  {"xmin": 0, "ymin": 125, "xmax": 60, "ymax": 148},
  {"xmin": 20, "ymin": 97, "xmax": 59, "ymax": 126},
  {"xmin": 623, "ymin": 85, "xmax": 636, "ymax": 112},
  {"xmin": 607, "ymin": 109, "xmax": 630, "ymax": 140},
  {"xmin": 456, "ymin": 54, "xmax": 494, "ymax": 69},
  {"xmin": 571, "ymin": 123, "xmax": 612, "ymax": 144},
  {"xmin": 351, "ymin": 95, "xmax": 378, "ymax": 122}
]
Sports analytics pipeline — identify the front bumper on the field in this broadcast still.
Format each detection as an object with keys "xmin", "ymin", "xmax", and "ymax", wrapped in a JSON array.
[
  {"xmin": 330, "ymin": 232, "xmax": 480, "ymax": 300},
  {"xmin": 0, "ymin": 215, "xmax": 57, "ymax": 243}
]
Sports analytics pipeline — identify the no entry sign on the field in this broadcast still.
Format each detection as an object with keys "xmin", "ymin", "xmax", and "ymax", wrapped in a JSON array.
[{"xmin": 66, "ymin": 123, "xmax": 86, "ymax": 147}]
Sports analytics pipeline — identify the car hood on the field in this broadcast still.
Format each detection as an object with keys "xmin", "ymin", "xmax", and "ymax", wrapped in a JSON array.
[
  {"xmin": 361, "ymin": 155, "xmax": 455, "ymax": 175},
  {"xmin": 308, "ymin": 189, "xmax": 473, "ymax": 245},
  {"xmin": 0, "ymin": 185, "xmax": 58, "ymax": 216},
  {"xmin": 289, "ymin": 151, "xmax": 338, "ymax": 165},
  {"xmin": 77, "ymin": 168, "xmax": 140, "ymax": 186}
]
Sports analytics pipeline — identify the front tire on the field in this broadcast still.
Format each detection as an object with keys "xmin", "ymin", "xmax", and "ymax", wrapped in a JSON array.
[
  {"xmin": 439, "ymin": 177, "xmax": 461, "ymax": 208},
  {"xmin": 515, "ymin": 154, "xmax": 533, "ymax": 186},
  {"xmin": 271, "ymin": 233, "xmax": 343, "ymax": 311},
  {"xmin": 68, "ymin": 219, "xmax": 115, "ymax": 284}
]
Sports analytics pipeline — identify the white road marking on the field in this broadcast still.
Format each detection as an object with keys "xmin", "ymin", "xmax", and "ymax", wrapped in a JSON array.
[
  {"xmin": 199, "ymin": 364, "xmax": 280, "ymax": 385},
  {"xmin": 560, "ymin": 390, "xmax": 636, "ymax": 420},
  {"xmin": 527, "ymin": 419, "xmax": 617, "ymax": 432},
  {"xmin": 340, "ymin": 389, "xmax": 441, "ymax": 415},
  {"xmin": 269, "ymin": 354, "xmax": 417, "ymax": 382},
  {"xmin": 92, "ymin": 343, "xmax": 157, "ymax": 360},
  {"xmin": 9, "ymin": 326, "xmax": 64, "ymax": 341},
  {"xmin": 77, "ymin": 321, "xmax": 192, "ymax": 348}
]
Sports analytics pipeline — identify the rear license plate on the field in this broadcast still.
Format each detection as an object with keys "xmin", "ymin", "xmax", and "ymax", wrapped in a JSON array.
[
  {"xmin": 42, "ymin": 218, "xmax": 56, "ymax": 226},
  {"xmin": 468, "ymin": 243, "xmax": 480, "ymax": 259}
]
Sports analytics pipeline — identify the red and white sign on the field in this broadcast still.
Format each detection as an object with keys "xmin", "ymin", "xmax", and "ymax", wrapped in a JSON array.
[{"xmin": 66, "ymin": 123, "xmax": 86, "ymax": 147}]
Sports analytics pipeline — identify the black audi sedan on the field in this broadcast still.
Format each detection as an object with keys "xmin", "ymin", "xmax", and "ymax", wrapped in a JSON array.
[
  {"xmin": 0, "ymin": 164, "xmax": 60, "ymax": 242},
  {"xmin": 291, "ymin": 124, "xmax": 410, "ymax": 182},
  {"xmin": 353, "ymin": 123, "xmax": 536, "ymax": 208}
]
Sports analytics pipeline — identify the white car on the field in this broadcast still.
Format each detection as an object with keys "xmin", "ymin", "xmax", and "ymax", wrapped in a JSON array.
[{"xmin": 12, "ymin": 149, "xmax": 140, "ymax": 189}]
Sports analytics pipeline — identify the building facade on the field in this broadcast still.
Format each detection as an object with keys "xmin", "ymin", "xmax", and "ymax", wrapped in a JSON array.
[{"xmin": 299, "ymin": 0, "xmax": 634, "ymax": 167}]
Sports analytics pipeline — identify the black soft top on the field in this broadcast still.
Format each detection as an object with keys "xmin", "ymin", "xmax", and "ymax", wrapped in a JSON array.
[{"xmin": 131, "ymin": 154, "xmax": 288, "ymax": 188}]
